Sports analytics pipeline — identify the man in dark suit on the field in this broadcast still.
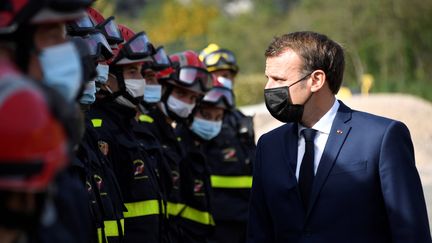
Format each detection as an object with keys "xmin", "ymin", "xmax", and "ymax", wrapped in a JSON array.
[{"xmin": 247, "ymin": 31, "xmax": 431, "ymax": 243}]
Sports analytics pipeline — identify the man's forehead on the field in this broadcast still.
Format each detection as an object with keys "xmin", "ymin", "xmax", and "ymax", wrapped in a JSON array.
[{"xmin": 265, "ymin": 50, "xmax": 303, "ymax": 77}]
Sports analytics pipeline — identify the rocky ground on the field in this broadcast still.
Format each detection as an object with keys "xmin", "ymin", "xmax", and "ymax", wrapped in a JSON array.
[{"xmin": 240, "ymin": 93, "xmax": 432, "ymax": 225}]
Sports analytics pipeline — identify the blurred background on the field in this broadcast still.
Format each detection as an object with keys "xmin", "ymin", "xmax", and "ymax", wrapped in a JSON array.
[{"xmin": 94, "ymin": 0, "xmax": 432, "ymax": 106}]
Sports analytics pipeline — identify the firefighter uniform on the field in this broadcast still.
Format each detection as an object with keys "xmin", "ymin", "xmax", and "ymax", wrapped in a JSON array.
[
  {"xmin": 205, "ymin": 109, "xmax": 256, "ymax": 243},
  {"xmin": 77, "ymin": 118, "xmax": 126, "ymax": 243},
  {"xmin": 138, "ymin": 107, "xmax": 186, "ymax": 242},
  {"xmin": 131, "ymin": 110, "xmax": 174, "ymax": 242},
  {"xmin": 87, "ymin": 100, "xmax": 163, "ymax": 243},
  {"xmin": 176, "ymin": 124, "xmax": 215, "ymax": 243}
]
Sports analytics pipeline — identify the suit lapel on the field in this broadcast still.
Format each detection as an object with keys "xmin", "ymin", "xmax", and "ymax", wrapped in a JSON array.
[
  {"xmin": 282, "ymin": 122, "xmax": 304, "ymax": 204},
  {"xmin": 306, "ymin": 101, "xmax": 352, "ymax": 218},
  {"xmin": 284, "ymin": 123, "xmax": 299, "ymax": 174}
]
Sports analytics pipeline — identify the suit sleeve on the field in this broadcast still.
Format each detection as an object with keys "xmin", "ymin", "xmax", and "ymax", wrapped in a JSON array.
[
  {"xmin": 247, "ymin": 136, "xmax": 275, "ymax": 243},
  {"xmin": 379, "ymin": 121, "xmax": 432, "ymax": 242}
]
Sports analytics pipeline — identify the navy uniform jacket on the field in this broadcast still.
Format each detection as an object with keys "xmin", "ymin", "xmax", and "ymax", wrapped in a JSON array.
[
  {"xmin": 76, "ymin": 118, "xmax": 125, "ymax": 243},
  {"xmin": 176, "ymin": 124, "xmax": 215, "ymax": 243},
  {"xmin": 141, "ymin": 108, "xmax": 185, "ymax": 243},
  {"xmin": 247, "ymin": 101, "xmax": 431, "ymax": 243},
  {"xmin": 204, "ymin": 109, "xmax": 255, "ymax": 223},
  {"xmin": 87, "ymin": 101, "xmax": 163, "ymax": 243}
]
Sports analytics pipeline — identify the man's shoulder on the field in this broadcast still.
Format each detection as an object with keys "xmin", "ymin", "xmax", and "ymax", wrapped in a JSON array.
[
  {"xmin": 350, "ymin": 109, "xmax": 399, "ymax": 128},
  {"xmin": 259, "ymin": 123, "xmax": 293, "ymax": 142},
  {"xmin": 338, "ymin": 101, "xmax": 399, "ymax": 128}
]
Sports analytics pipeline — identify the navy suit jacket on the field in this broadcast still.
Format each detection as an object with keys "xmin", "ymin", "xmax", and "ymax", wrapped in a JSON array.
[{"xmin": 247, "ymin": 101, "xmax": 431, "ymax": 243}]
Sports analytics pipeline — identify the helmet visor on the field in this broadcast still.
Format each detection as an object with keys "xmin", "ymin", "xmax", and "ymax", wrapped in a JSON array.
[
  {"xmin": 113, "ymin": 32, "xmax": 154, "ymax": 65},
  {"xmin": 75, "ymin": 14, "xmax": 95, "ymax": 28},
  {"xmin": 177, "ymin": 67, "xmax": 213, "ymax": 92},
  {"xmin": 203, "ymin": 87, "xmax": 234, "ymax": 108},
  {"xmin": 151, "ymin": 46, "xmax": 171, "ymax": 70},
  {"xmin": 203, "ymin": 49, "xmax": 236, "ymax": 67},
  {"xmin": 84, "ymin": 31, "xmax": 113, "ymax": 60},
  {"xmin": 128, "ymin": 32, "xmax": 152, "ymax": 55},
  {"xmin": 97, "ymin": 16, "xmax": 123, "ymax": 44}
]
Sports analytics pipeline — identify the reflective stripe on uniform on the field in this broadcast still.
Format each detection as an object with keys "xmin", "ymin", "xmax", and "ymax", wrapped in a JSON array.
[
  {"xmin": 167, "ymin": 202, "xmax": 185, "ymax": 216},
  {"xmin": 123, "ymin": 200, "xmax": 160, "ymax": 218},
  {"xmin": 105, "ymin": 219, "xmax": 124, "ymax": 237},
  {"xmin": 138, "ymin": 114, "xmax": 154, "ymax": 123},
  {"xmin": 210, "ymin": 175, "xmax": 253, "ymax": 188},
  {"xmin": 91, "ymin": 118, "xmax": 103, "ymax": 127},
  {"xmin": 97, "ymin": 228, "xmax": 103, "ymax": 243},
  {"xmin": 97, "ymin": 219, "xmax": 124, "ymax": 243},
  {"xmin": 180, "ymin": 206, "xmax": 215, "ymax": 226}
]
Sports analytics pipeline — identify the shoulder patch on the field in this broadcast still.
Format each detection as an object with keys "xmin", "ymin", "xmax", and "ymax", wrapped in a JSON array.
[
  {"xmin": 138, "ymin": 114, "xmax": 154, "ymax": 123},
  {"xmin": 91, "ymin": 119, "xmax": 103, "ymax": 127}
]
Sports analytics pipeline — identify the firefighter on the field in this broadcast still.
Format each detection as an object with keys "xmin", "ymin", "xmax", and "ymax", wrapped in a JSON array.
[
  {"xmin": 199, "ymin": 44, "xmax": 256, "ymax": 243},
  {"xmin": 0, "ymin": 75, "xmax": 69, "ymax": 243},
  {"xmin": 0, "ymin": 2, "xmax": 80, "ymax": 242},
  {"xmin": 174, "ymin": 84, "xmax": 234, "ymax": 242},
  {"xmin": 140, "ymin": 46, "xmax": 172, "ymax": 108},
  {"xmin": 86, "ymin": 24, "xmax": 164, "ymax": 243},
  {"xmin": 166, "ymin": 50, "xmax": 214, "ymax": 242},
  {"xmin": 135, "ymin": 50, "xmax": 212, "ymax": 242},
  {"xmin": 131, "ymin": 47, "xmax": 175, "ymax": 243},
  {"xmin": 67, "ymin": 10, "xmax": 127, "ymax": 243},
  {"xmin": 1, "ymin": 0, "xmax": 94, "ymax": 242}
]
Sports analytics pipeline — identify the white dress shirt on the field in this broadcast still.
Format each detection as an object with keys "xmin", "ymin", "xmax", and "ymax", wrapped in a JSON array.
[{"xmin": 295, "ymin": 99, "xmax": 340, "ymax": 180}]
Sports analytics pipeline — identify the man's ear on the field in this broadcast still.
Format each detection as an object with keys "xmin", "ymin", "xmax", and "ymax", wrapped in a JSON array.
[
  {"xmin": 310, "ymin": 69, "xmax": 326, "ymax": 92},
  {"xmin": 105, "ymin": 73, "xmax": 118, "ymax": 91}
]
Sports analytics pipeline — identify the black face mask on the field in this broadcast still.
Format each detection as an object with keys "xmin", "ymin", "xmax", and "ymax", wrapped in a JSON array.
[{"xmin": 264, "ymin": 72, "xmax": 312, "ymax": 123}]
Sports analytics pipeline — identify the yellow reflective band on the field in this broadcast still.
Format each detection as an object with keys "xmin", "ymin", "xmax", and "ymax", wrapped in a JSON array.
[
  {"xmin": 124, "ymin": 200, "xmax": 160, "ymax": 218},
  {"xmin": 180, "ymin": 206, "xmax": 215, "ymax": 226},
  {"xmin": 97, "ymin": 219, "xmax": 124, "ymax": 243},
  {"xmin": 97, "ymin": 228, "xmax": 103, "ymax": 243},
  {"xmin": 91, "ymin": 119, "xmax": 103, "ymax": 128},
  {"xmin": 167, "ymin": 202, "xmax": 186, "ymax": 216},
  {"xmin": 138, "ymin": 114, "xmax": 154, "ymax": 123},
  {"xmin": 210, "ymin": 175, "xmax": 253, "ymax": 188},
  {"xmin": 104, "ymin": 219, "xmax": 124, "ymax": 237}
]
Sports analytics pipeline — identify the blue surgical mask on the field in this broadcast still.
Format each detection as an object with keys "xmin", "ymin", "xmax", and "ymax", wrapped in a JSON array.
[
  {"xmin": 143, "ymin": 84, "xmax": 162, "ymax": 103},
  {"xmin": 39, "ymin": 42, "xmax": 82, "ymax": 102},
  {"xmin": 190, "ymin": 117, "xmax": 222, "ymax": 140},
  {"xmin": 95, "ymin": 64, "xmax": 109, "ymax": 84},
  {"xmin": 79, "ymin": 80, "xmax": 96, "ymax": 105},
  {"xmin": 217, "ymin": 76, "xmax": 233, "ymax": 89}
]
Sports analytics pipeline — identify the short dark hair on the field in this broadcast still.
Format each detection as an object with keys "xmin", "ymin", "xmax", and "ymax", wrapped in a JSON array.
[{"xmin": 265, "ymin": 31, "xmax": 345, "ymax": 94}]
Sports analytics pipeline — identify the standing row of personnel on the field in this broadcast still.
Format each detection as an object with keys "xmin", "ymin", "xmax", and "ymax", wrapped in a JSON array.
[{"xmin": 0, "ymin": 1, "xmax": 255, "ymax": 242}]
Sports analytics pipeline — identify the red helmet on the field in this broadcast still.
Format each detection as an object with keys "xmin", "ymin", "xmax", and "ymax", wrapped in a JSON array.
[
  {"xmin": 0, "ymin": 78, "xmax": 68, "ymax": 192},
  {"xmin": 110, "ymin": 24, "xmax": 154, "ymax": 65},
  {"xmin": 86, "ymin": 7, "xmax": 105, "ymax": 25},
  {"xmin": 168, "ymin": 50, "xmax": 213, "ymax": 94},
  {"xmin": 0, "ymin": 0, "xmax": 91, "ymax": 35}
]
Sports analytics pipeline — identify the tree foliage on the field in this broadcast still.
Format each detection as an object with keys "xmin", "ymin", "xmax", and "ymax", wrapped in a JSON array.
[{"xmin": 95, "ymin": 0, "xmax": 432, "ymax": 103}]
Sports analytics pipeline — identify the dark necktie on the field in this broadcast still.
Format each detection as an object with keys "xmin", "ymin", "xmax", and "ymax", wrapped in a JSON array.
[{"xmin": 299, "ymin": 128, "xmax": 317, "ymax": 210}]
